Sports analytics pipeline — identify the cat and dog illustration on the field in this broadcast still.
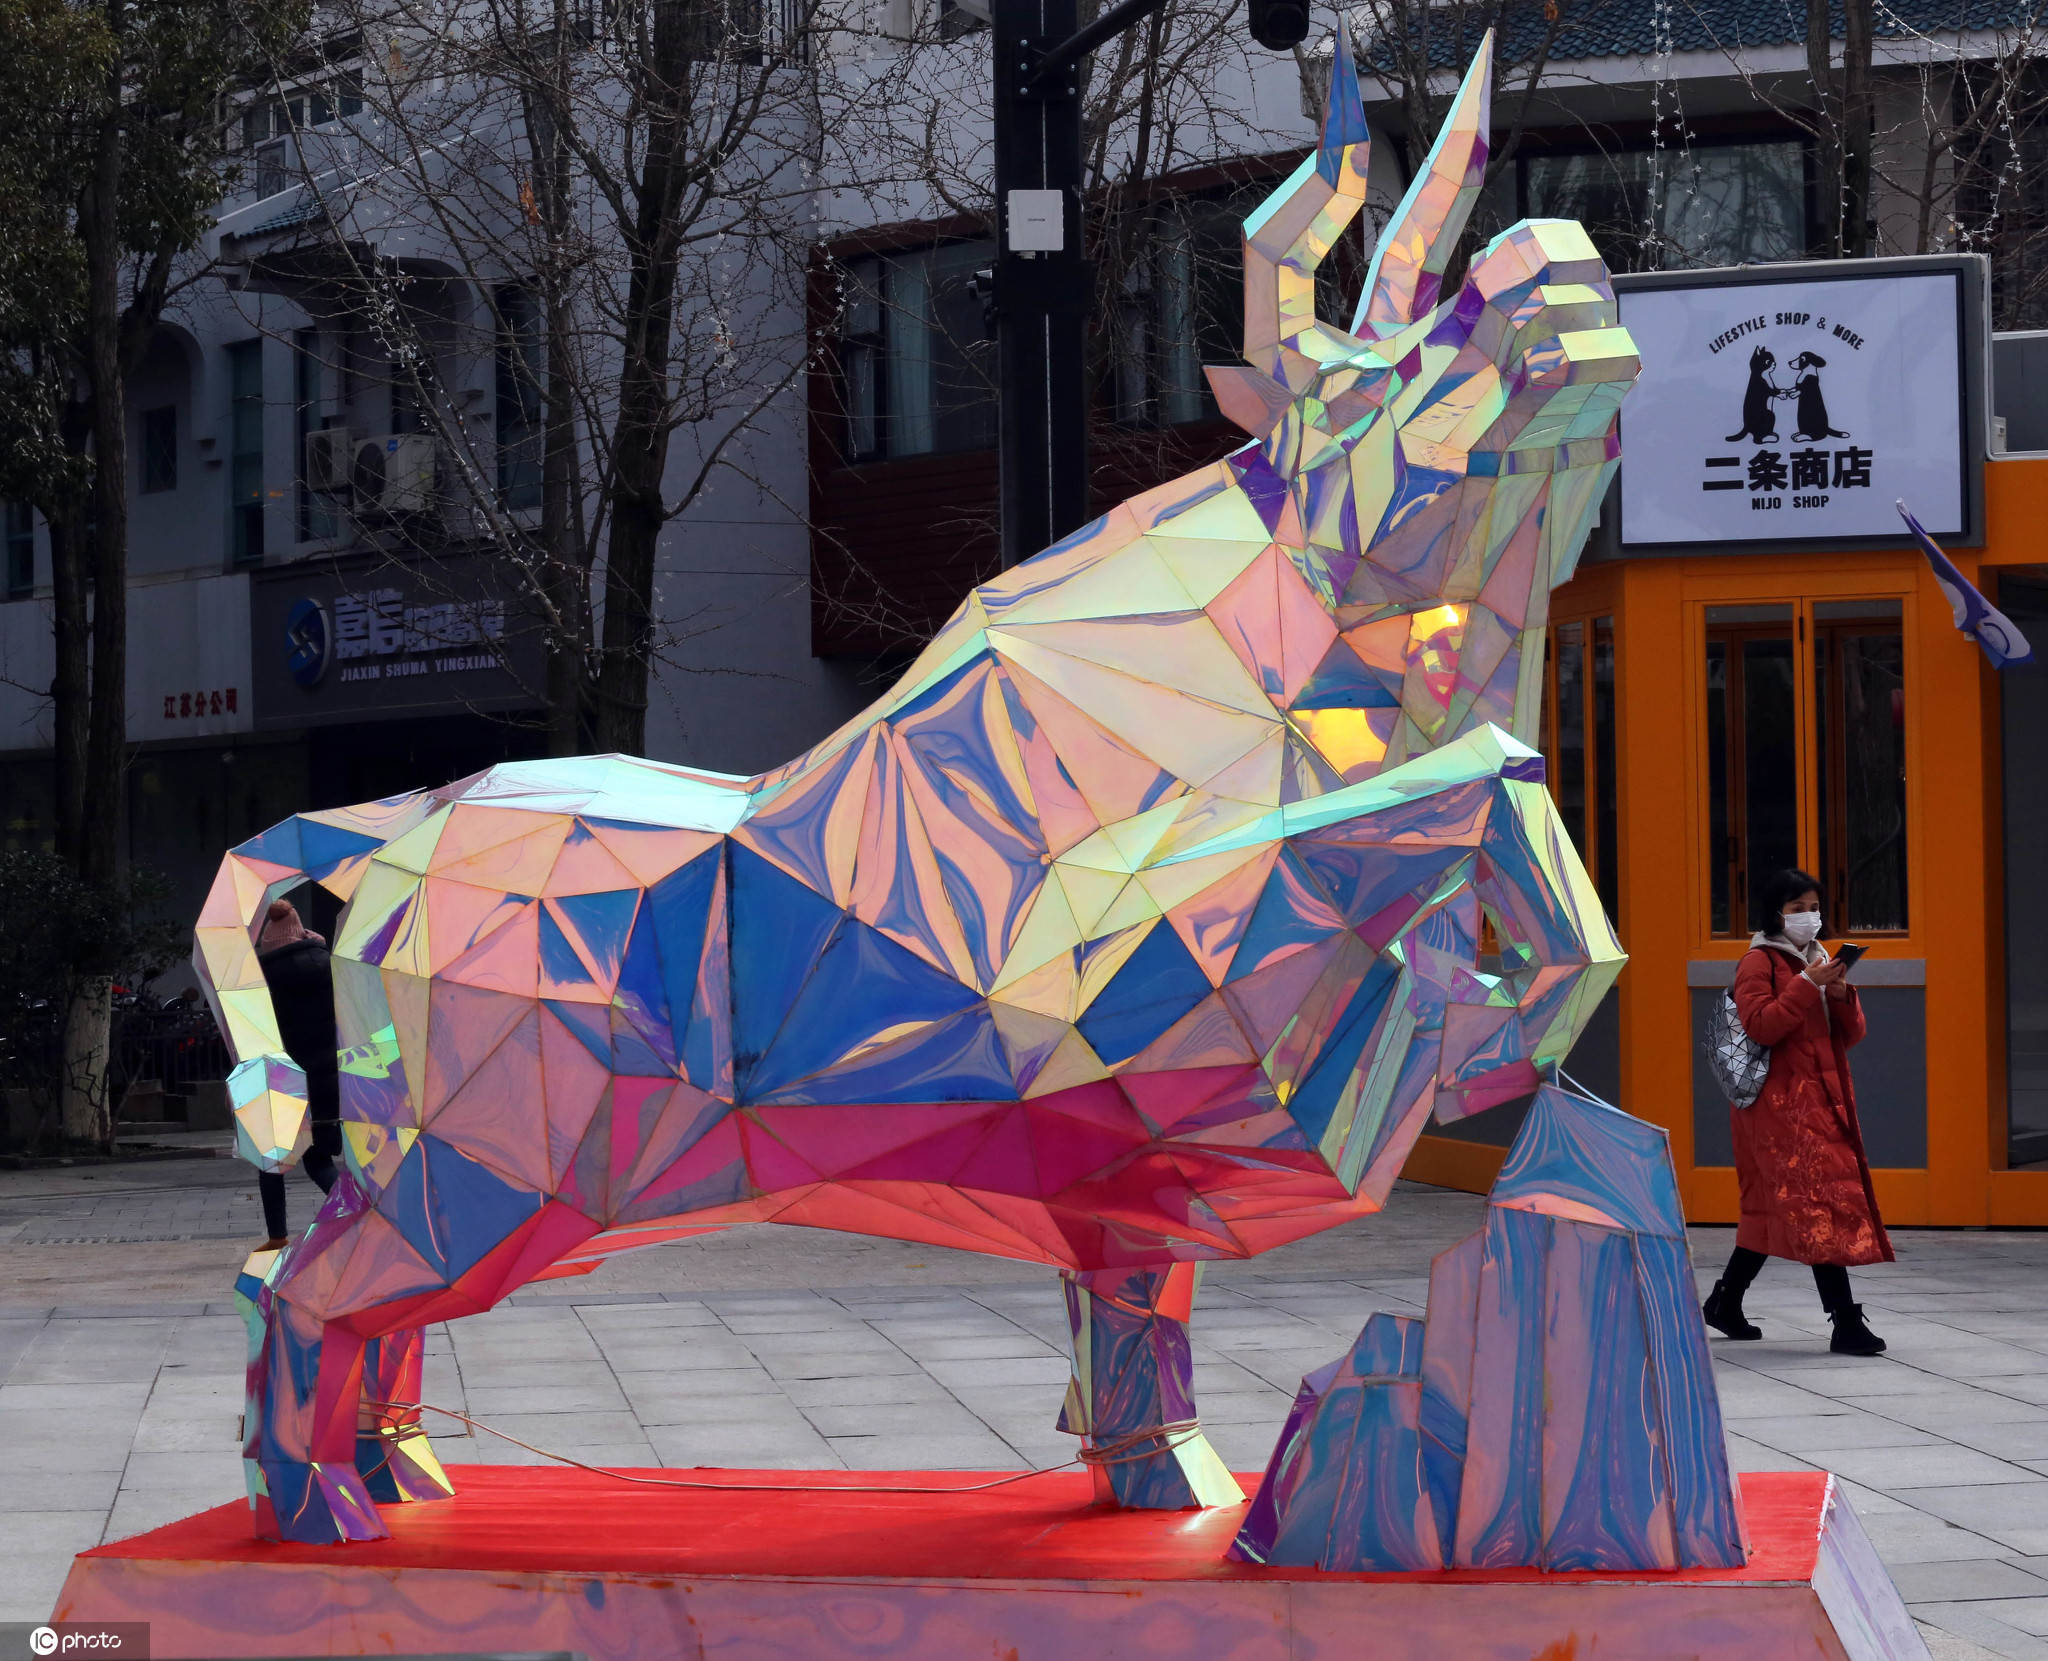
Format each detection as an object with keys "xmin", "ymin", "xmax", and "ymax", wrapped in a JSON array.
[{"xmin": 1725, "ymin": 343, "xmax": 1849, "ymax": 444}]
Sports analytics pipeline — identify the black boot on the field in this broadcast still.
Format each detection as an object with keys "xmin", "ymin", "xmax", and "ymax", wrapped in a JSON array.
[
  {"xmin": 1702, "ymin": 1280, "xmax": 1762, "ymax": 1340},
  {"xmin": 1829, "ymin": 1303, "xmax": 1886, "ymax": 1356}
]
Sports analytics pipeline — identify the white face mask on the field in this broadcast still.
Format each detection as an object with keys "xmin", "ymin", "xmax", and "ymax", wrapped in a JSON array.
[{"xmin": 1780, "ymin": 910, "xmax": 1824, "ymax": 946}]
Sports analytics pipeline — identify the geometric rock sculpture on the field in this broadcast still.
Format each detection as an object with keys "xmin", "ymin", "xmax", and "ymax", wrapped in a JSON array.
[
  {"xmin": 1232, "ymin": 1309, "xmax": 1448, "ymax": 1570},
  {"xmin": 197, "ymin": 35, "xmax": 1643, "ymax": 1543},
  {"xmin": 1233, "ymin": 1086, "xmax": 1750, "ymax": 1571},
  {"xmin": 227, "ymin": 1054, "xmax": 312, "ymax": 1174}
]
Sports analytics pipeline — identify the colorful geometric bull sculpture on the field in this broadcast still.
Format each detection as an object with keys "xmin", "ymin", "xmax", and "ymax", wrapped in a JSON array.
[{"xmin": 198, "ymin": 36, "xmax": 1644, "ymax": 1544}]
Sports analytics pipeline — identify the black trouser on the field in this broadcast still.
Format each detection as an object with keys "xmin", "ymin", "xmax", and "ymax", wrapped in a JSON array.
[
  {"xmin": 256, "ymin": 1072, "xmax": 341, "ymax": 1240},
  {"xmin": 1721, "ymin": 1245, "xmax": 1854, "ymax": 1313}
]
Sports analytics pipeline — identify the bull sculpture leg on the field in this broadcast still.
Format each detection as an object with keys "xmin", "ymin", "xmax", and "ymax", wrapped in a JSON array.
[
  {"xmin": 234, "ymin": 1179, "xmax": 453, "ymax": 1542},
  {"xmin": 238, "ymin": 1269, "xmax": 384, "ymax": 1541},
  {"xmin": 359, "ymin": 1324, "xmax": 449, "ymax": 1507},
  {"xmin": 1057, "ymin": 1264, "xmax": 1242, "ymax": 1508}
]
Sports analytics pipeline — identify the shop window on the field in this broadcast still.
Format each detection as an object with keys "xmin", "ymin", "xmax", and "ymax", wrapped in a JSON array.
[
  {"xmin": 1109, "ymin": 196, "xmax": 1244, "ymax": 429},
  {"xmin": 1544, "ymin": 614, "xmax": 1620, "ymax": 923},
  {"xmin": 1815, "ymin": 601, "xmax": 1907, "ymax": 933},
  {"xmin": 1552, "ymin": 621, "xmax": 1586, "ymax": 847},
  {"xmin": 1999, "ymin": 575, "xmax": 2048, "ymax": 1165},
  {"xmin": 234, "ymin": 70, "xmax": 365, "ymax": 152},
  {"xmin": 675, "ymin": 0, "xmax": 779, "ymax": 61},
  {"xmin": 5, "ymin": 502, "xmax": 33, "ymax": 598},
  {"xmin": 496, "ymin": 287, "xmax": 545, "ymax": 510},
  {"xmin": 1705, "ymin": 600, "xmax": 1906, "ymax": 938},
  {"xmin": 837, "ymin": 241, "xmax": 996, "ymax": 462},
  {"xmin": 140, "ymin": 405, "xmax": 177, "ymax": 494},
  {"xmin": 0, "ymin": 756, "xmax": 55, "ymax": 851},
  {"xmin": 253, "ymin": 140, "xmax": 292, "ymax": 199},
  {"xmin": 295, "ymin": 331, "xmax": 337, "ymax": 543},
  {"xmin": 1516, "ymin": 138, "xmax": 1808, "ymax": 275},
  {"xmin": 1593, "ymin": 618, "xmax": 1618, "ymax": 923},
  {"xmin": 228, "ymin": 340, "xmax": 265, "ymax": 566},
  {"xmin": 390, "ymin": 366, "xmax": 424, "ymax": 435},
  {"xmin": 1706, "ymin": 605, "xmax": 1797, "ymax": 936}
]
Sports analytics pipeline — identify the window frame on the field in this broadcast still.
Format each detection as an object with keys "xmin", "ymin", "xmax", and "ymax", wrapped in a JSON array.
[
  {"xmin": 1510, "ymin": 128, "xmax": 1816, "ymax": 273},
  {"xmin": 832, "ymin": 238, "xmax": 997, "ymax": 465},
  {"xmin": 1702, "ymin": 610, "xmax": 1799, "ymax": 936},
  {"xmin": 495, "ymin": 286, "xmax": 546, "ymax": 512},
  {"xmin": 139, "ymin": 404, "xmax": 178, "ymax": 495},
  {"xmin": 1692, "ymin": 588, "xmax": 1917, "ymax": 943},
  {"xmin": 1813, "ymin": 603, "xmax": 1910, "ymax": 936},
  {"xmin": 295, "ymin": 329, "xmax": 338, "ymax": 544},
  {"xmin": 1542, "ymin": 602, "xmax": 1621, "ymax": 927},
  {"xmin": 4, "ymin": 502, "xmax": 33, "ymax": 600},
  {"xmin": 936, "ymin": 0, "xmax": 985, "ymax": 38},
  {"xmin": 227, "ymin": 338, "xmax": 266, "ymax": 568},
  {"xmin": 1106, "ymin": 191, "xmax": 1251, "ymax": 431},
  {"xmin": 229, "ymin": 61, "xmax": 365, "ymax": 155}
]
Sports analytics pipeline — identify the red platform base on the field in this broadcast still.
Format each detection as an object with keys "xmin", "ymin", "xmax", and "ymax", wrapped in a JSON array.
[{"xmin": 57, "ymin": 1468, "xmax": 1926, "ymax": 1660}]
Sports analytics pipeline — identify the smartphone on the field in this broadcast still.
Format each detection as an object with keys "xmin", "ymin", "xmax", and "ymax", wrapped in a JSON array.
[{"xmin": 1834, "ymin": 942, "xmax": 1868, "ymax": 970}]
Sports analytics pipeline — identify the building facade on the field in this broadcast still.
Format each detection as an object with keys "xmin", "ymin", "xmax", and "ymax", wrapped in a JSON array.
[
  {"xmin": 0, "ymin": 30, "xmax": 877, "ymax": 930},
  {"xmin": 6, "ymin": 0, "xmax": 2048, "ymax": 1214},
  {"xmin": 800, "ymin": 7, "xmax": 2048, "ymax": 1219}
]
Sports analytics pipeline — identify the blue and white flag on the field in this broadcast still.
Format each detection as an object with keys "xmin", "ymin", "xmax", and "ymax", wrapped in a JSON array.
[{"xmin": 1897, "ymin": 500, "xmax": 2035, "ymax": 669}]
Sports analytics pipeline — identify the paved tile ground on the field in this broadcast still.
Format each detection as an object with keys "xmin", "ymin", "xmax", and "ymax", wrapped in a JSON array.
[{"xmin": 3, "ymin": 1157, "xmax": 2046, "ymax": 1658}]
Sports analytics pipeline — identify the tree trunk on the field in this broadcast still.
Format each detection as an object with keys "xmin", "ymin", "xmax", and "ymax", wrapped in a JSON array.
[
  {"xmin": 58, "ymin": 0, "xmax": 131, "ymax": 1157},
  {"xmin": 593, "ymin": 11, "xmax": 693, "ymax": 757},
  {"xmin": 48, "ymin": 507, "xmax": 90, "ymax": 863},
  {"xmin": 61, "ymin": 973, "xmax": 113, "ymax": 1148},
  {"xmin": 79, "ymin": 0, "xmax": 127, "ymax": 890},
  {"xmin": 594, "ymin": 390, "xmax": 667, "ymax": 756},
  {"xmin": 541, "ymin": 301, "xmax": 587, "ymax": 756},
  {"xmin": 1840, "ymin": 0, "xmax": 1874, "ymax": 257},
  {"xmin": 530, "ymin": 35, "xmax": 589, "ymax": 760},
  {"xmin": 1806, "ymin": 0, "xmax": 1842, "ymax": 255}
]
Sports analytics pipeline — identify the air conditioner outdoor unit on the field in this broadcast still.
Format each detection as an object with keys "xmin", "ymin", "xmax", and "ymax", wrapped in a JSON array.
[
  {"xmin": 304, "ymin": 427, "xmax": 356, "ymax": 493},
  {"xmin": 351, "ymin": 433, "xmax": 437, "ymax": 513}
]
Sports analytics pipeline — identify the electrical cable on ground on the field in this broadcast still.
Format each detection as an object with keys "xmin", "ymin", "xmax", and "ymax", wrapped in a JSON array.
[{"xmin": 364, "ymin": 1399, "xmax": 1210, "ymax": 1495}]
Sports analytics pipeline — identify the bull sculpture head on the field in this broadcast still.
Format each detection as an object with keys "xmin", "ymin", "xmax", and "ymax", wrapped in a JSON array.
[{"xmin": 199, "ymin": 36, "xmax": 1638, "ymax": 1542}]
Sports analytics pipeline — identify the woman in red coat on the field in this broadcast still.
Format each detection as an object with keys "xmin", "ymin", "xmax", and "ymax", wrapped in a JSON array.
[{"xmin": 1701, "ymin": 868, "xmax": 1893, "ymax": 1356}]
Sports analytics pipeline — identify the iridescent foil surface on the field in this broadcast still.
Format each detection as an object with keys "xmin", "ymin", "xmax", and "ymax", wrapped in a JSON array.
[{"xmin": 196, "ymin": 35, "xmax": 1643, "ymax": 1544}]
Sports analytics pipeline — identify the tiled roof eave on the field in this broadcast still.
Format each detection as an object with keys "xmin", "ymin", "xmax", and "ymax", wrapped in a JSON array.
[{"xmin": 1358, "ymin": 0, "xmax": 2040, "ymax": 70}]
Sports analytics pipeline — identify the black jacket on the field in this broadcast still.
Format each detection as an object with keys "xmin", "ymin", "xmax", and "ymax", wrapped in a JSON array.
[{"xmin": 257, "ymin": 937, "xmax": 338, "ymax": 1077}]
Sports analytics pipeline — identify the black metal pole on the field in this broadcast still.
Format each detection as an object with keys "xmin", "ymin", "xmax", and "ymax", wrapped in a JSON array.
[
  {"xmin": 992, "ymin": 0, "xmax": 1089, "ymax": 568},
  {"xmin": 1024, "ymin": 0, "xmax": 1174, "ymax": 90}
]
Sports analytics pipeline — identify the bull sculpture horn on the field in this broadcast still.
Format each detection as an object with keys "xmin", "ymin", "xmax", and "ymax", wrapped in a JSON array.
[{"xmin": 1211, "ymin": 30, "xmax": 1495, "ymax": 442}]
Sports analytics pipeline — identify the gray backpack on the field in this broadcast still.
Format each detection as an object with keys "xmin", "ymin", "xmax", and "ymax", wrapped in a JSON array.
[{"xmin": 1706, "ymin": 987, "xmax": 1770, "ymax": 1108}]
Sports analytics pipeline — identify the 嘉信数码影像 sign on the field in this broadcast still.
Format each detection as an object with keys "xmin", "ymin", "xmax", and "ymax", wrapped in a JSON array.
[{"xmin": 248, "ymin": 552, "xmax": 542, "ymax": 730}]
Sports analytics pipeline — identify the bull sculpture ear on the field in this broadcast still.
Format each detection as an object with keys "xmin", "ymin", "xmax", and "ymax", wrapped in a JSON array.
[
  {"xmin": 1351, "ymin": 30, "xmax": 1493, "ymax": 338},
  {"xmin": 1214, "ymin": 35, "xmax": 1373, "ymax": 436}
]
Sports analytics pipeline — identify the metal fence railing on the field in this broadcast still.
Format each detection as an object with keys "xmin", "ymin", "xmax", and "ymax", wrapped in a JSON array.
[
  {"xmin": 117, "ymin": 998, "xmax": 233, "ymax": 1106},
  {"xmin": 0, "ymin": 992, "xmax": 233, "ymax": 1140}
]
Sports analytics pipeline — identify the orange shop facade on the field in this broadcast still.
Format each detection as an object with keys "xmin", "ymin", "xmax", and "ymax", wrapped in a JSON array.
[{"xmin": 1403, "ymin": 254, "xmax": 2048, "ymax": 1228}]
